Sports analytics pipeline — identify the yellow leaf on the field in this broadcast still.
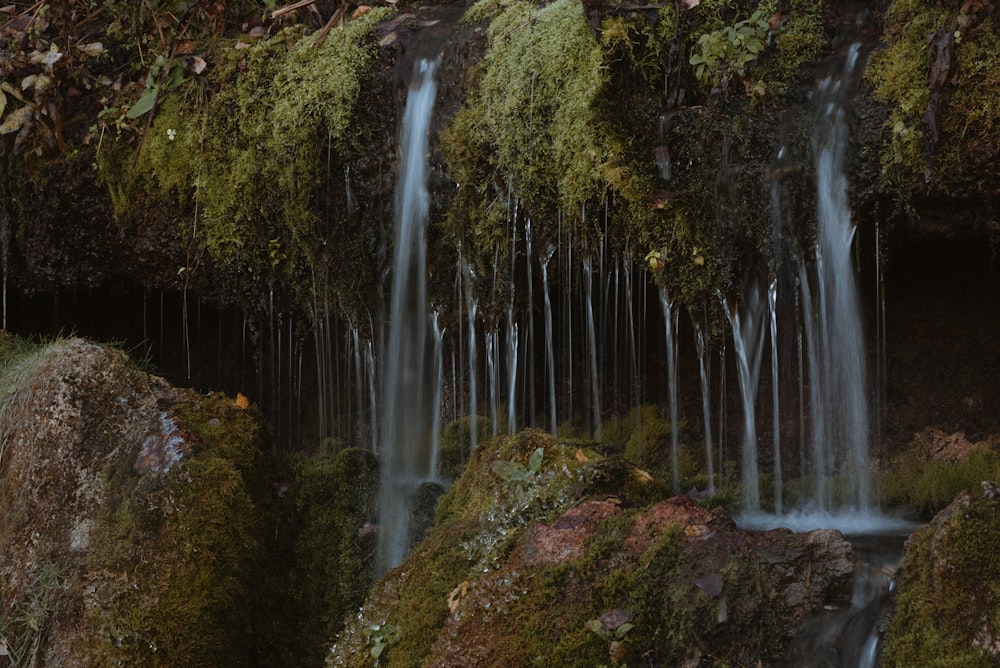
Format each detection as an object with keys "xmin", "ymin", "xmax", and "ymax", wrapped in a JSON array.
[{"xmin": 235, "ymin": 392, "xmax": 250, "ymax": 409}]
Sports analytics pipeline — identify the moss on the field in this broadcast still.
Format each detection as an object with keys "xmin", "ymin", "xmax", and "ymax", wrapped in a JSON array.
[
  {"xmin": 866, "ymin": 0, "xmax": 1000, "ymax": 195},
  {"xmin": 442, "ymin": 0, "xmax": 625, "ymax": 304},
  {"xmin": 113, "ymin": 10, "xmax": 395, "ymax": 315},
  {"xmin": 884, "ymin": 493, "xmax": 1000, "ymax": 666},
  {"xmin": 258, "ymin": 446, "xmax": 379, "ymax": 666},
  {"xmin": 87, "ymin": 391, "xmax": 266, "ymax": 666},
  {"xmin": 880, "ymin": 444, "xmax": 1000, "ymax": 517}
]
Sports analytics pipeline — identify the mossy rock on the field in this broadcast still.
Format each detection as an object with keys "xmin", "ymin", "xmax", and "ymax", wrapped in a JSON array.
[
  {"xmin": 328, "ymin": 428, "xmax": 854, "ymax": 667},
  {"xmin": 883, "ymin": 487, "xmax": 1000, "ymax": 666}
]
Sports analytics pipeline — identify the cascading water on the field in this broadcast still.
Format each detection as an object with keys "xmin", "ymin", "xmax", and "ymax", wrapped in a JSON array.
[
  {"xmin": 660, "ymin": 287, "xmax": 681, "ymax": 494},
  {"xmin": 725, "ymin": 286, "xmax": 767, "ymax": 512},
  {"xmin": 806, "ymin": 43, "xmax": 872, "ymax": 513},
  {"xmin": 376, "ymin": 58, "xmax": 439, "ymax": 577}
]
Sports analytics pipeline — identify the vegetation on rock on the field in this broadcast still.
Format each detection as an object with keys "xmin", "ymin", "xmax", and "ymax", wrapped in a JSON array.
[{"xmin": 884, "ymin": 486, "xmax": 1000, "ymax": 666}]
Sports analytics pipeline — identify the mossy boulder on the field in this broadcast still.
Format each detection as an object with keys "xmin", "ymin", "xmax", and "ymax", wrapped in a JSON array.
[
  {"xmin": 883, "ymin": 484, "xmax": 1000, "ymax": 666},
  {"xmin": 327, "ymin": 429, "xmax": 855, "ymax": 667},
  {"xmin": 0, "ymin": 335, "xmax": 269, "ymax": 666}
]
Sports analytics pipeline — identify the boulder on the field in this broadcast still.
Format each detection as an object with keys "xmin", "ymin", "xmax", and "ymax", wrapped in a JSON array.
[
  {"xmin": 328, "ymin": 433, "xmax": 855, "ymax": 667},
  {"xmin": 0, "ymin": 336, "xmax": 266, "ymax": 666},
  {"xmin": 883, "ymin": 484, "xmax": 1000, "ymax": 665}
]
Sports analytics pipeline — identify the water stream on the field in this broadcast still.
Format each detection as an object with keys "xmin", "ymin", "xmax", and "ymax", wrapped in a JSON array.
[{"xmin": 375, "ymin": 58, "xmax": 440, "ymax": 576}]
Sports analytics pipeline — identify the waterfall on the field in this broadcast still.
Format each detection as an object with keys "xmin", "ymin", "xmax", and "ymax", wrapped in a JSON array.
[
  {"xmin": 725, "ymin": 287, "xmax": 767, "ymax": 512},
  {"xmin": 807, "ymin": 43, "xmax": 872, "ymax": 512},
  {"xmin": 376, "ymin": 58, "xmax": 439, "ymax": 577},
  {"xmin": 660, "ymin": 287, "xmax": 681, "ymax": 494},
  {"xmin": 694, "ymin": 323, "xmax": 715, "ymax": 494},
  {"xmin": 768, "ymin": 277, "xmax": 782, "ymax": 515},
  {"xmin": 541, "ymin": 246, "xmax": 557, "ymax": 434},
  {"xmin": 583, "ymin": 258, "xmax": 601, "ymax": 439}
]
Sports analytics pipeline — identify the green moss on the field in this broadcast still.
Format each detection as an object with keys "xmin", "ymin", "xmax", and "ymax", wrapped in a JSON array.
[
  {"xmin": 114, "ymin": 10, "xmax": 395, "ymax": 312},
  {"xmin": 867, "ymin": 0, "xmax": 1000, "ymax": 193},
  {"xmin": 88, "ymin": 392, "xmax": 266, "ymax": 666},
  {"xmin": 880, "ymin": 445, "xmax": 1000, "ymax": 517},
  {"xmin": 259, "ymin": 446, "xmax": 379, "ymax": 666},
  {"xmin": 884, "ymin": 493, "xmax": 1000, "ymax": 666}
]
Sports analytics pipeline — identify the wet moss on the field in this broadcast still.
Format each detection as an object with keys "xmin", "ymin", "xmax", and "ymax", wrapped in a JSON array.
[
  {"xmin": 884, "ymin": 492, "xmax": 1000, "ymax": 666},
  {"xmin": 111, "ymin": 10, "xmax": 396, "ymax": 315},
  {"xmin": 880, "ymin": 444, "xmax": 1000, "ymax": 517}
]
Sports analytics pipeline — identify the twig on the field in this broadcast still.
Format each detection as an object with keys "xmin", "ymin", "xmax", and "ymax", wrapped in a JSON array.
[
  {"xmin": 312, "ymin": 0, "xmax": 349, "ymax": 47},
  {"xmin": 272, "ymin": 0, "xmax": 319, "ymax": 19}
]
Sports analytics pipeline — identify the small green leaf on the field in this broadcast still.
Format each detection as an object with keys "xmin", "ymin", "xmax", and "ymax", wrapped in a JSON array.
[
  {"xmin": 126, "ymin": 84, "xmax": 159, "ymax": 119},
  {"xmin": 614, "ymin": 622, "xmax": 634, "ymax": 639},
  {"xmin": 491, "ymin": 459, "xmax": 527, "ymax": 482},
  {"xmin": 527, "ymin": 447, "xmax": 544, "ymax": 474}
]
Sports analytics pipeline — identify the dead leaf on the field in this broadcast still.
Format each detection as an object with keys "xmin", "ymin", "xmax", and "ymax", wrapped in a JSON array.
[
  {"xmin": 447, "ymin": 581, "xmax": 468, "ymax": 614},
  {"xmin": 575, "ymin": 448, "xmax": 590, "ymax": 463},
  {"xmin": 352, "ymin": 5, "xmax": 371, "ymax": 18},
  {"xmin": 681, "ymin": 0, "xmax": 700, "ymax": 8},
  {"xmin": 0, "ymin": 105, "xmax": 33, "ymax": 135},
  {"xmin": 235, "ymin": 392, "xmax": 250, "ymax": 409},
  {"xmin": 175, "ymin": 39, "xmax": 198, "ymax": 55},
  {"xmin": 187, "ymin": 56, "xmax": 207, "ymax": 75}
]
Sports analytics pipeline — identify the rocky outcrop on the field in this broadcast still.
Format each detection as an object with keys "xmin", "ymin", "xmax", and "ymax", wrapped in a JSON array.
[
  {"xmin": 883, "ymin": 485, "xmax": 1000, "ymax": 666},
  {"xmin": 0, "ymin": 336, "xmax": 266, "ymax": 666},
  {"xmin": 328, "ymin": 432, "xmax": 856, "ymax": 667}
]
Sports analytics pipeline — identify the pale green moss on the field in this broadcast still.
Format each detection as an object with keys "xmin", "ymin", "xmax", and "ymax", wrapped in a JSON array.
[{"xmin": 127, "ymin": 10, "xmax": 394, "ymax": 298}]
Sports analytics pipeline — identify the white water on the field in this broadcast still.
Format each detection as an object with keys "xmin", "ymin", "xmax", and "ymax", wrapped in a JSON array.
[
  {"xmin": 803, "ymin": 43, "xmax": 872, "ymax": 512},
  {"xmin": 725, "ymin": 287, "xmax": 767, "ymax": 511},
  {"xmin": 541, "ymin": 247, "xmax": 557, "ymax": 434},
  {"xmin": 583, "ymin": 258, "xmax": 601, "ymax": 440},
  {"xmin": 660, "ymin": 287, "xmax": 681, "ymax": 493},
  {"xmin": 376, "ymin": 58, "xmax": 439, "ymax": 577},
  {"xmin": 694, "ymin": 323, "xmax": 715, "ymax": 494}
]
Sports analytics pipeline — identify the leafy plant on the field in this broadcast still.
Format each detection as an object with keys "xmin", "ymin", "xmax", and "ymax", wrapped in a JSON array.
[
  {"xmin": 363, "ymin": 623, "xmax": 400, "ymax": 660},
  {"xmin": 689, "ymin": 9, "xmax": 770, "ymax": 93},
  {"xmin": 491, "ymin": 447, "xmax": 544, "ymax": 485}
]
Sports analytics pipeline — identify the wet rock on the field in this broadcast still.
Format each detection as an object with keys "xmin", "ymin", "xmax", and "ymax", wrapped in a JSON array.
[
  {"xmin": 329, "ymin": 441, "xmax": 855, "ymax": 667},
  {"xmin": 884, "ymin": 487, "xmax": 1000, "ymax": 665}
]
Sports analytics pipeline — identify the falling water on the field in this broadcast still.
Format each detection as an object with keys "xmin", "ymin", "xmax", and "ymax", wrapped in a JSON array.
[
  {"xmin": 524, "ymin": 221, "xmax": 536, "ymax": 427},
  {"xmin": 583, "ymin": 258, "xmax": 601, "ymax": 439},
  {"xmin": 660, "ymin": 287, "xmax": 681, "ymax": 493},
  {"xmin": 365, "ymin": 340, "xmax": 377, "ymax": 452},
  {"xmin": 486, "ymin": 329, "xmax": 499, "ymax": 436},
  {"xmin": 464, "ymin": 265, "xmax": 479, "ymax": 452},
  {"xmin": 768, "ymin": 278, "xmax": 782, "ymax": 515},
  {"xmin": 506, "ymin": 306, "xmax": 519, "ymax": 435},
  {"xmin": 694, "ymin": 323, "xmax": 715, "ymax": 494},
  {"xmin": 725, "ymin": 287, "xmax": 767, "ymax": 512},
  {"xmin": 376, "ymin": 58, "xmax": 439, "ymax": 576},
  {"xmin": 430, "ymin": 311, "xmax": 445, "ymax": 478},
  {"xmin": 806, "ymin": 43, "xmax": 871, "ymax": 512},
  {"xmin": 541, "ymin": 246, "xmax": 557, "ymax": 434}
]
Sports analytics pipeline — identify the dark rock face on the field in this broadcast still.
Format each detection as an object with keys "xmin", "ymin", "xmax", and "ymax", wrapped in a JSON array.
[{"xmin": 884, "ymin": 486, "xmax": 1000, "ymax": 665}]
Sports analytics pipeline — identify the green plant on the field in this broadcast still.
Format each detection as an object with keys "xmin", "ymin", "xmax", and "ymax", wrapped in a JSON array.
[
  {"xmin": 585, "ymin": 617, "xmax": 634, "ymax": 666},
  {"xmin": 689, "ymin": 9, "xmax": 770, "ymax": 93},
  {"xmin": 363, "ymin": 623, "xmax": 400, "ymax": 660},
  {"xmin": 491, "ymin": 446, "xmax": 544, "ymax": 485}
]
